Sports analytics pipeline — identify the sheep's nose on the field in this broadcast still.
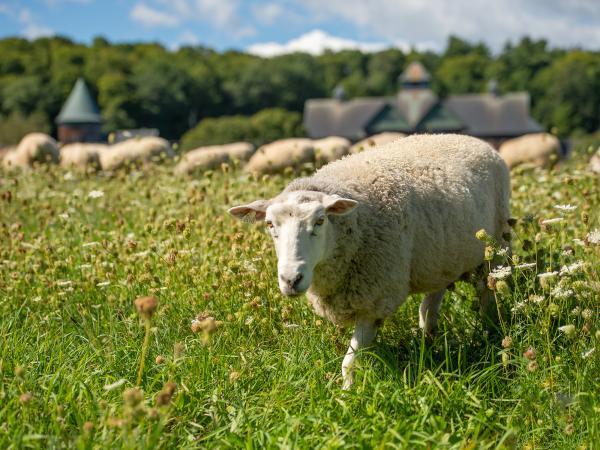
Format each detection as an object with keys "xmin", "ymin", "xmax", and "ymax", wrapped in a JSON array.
[{"xmin": 280, "ymin": 273, "xmax": 303, "ymax": 290}]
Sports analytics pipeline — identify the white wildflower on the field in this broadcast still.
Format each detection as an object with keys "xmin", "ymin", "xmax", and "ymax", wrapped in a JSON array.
[
  {"xmin": 283, "ymin": 323, "xmax": 300, "ymax": 328},
  {"xmin": 88, "ymin": 190, "xmax": 104, "ymax": 199},
  {"xmin": 560, "ymin": 261, "xmax": 584, "ymax": 276},
  {"xmin": 63, "ymin": 171, "xmax": 75, "ymax": 181},
  {"xmin": 496, "ymin": 247, "xmax": 510, "ymax": 256},
  {"xmin": 96, "ymin": 281, "xmax": 110, "ymax": 287},
  {"xmin": 541, "ymin": 218, "xmax": 563, "ymax": 225},
  {"xmin": 56, "ymin": 280, "xmax": 72, "ymax": 287},
  {"xmin": 82, "ymin": 241, "xmax": 100, "ymax": 248},
  {"xmin": 573, "ymin": 238, "xmax": 585, "ymax": 246},
  {"xmin": 558, "ymin": 324, "xmax": 576, "ymax": 337},
  {"xmin": 554, "ymin": 204, "xmax": 577, "ymax": 212},
  {"xmin": 511, "ymin": 301, "xmax": 527, "ymax": 312},
  {"xmin": 571, "ymin": 306, "xmax": 581, "ymax": 316},
  {"xmin": 538, "ymin": 271, "xmax": 559, "ymax": 279},
  {"xmin": 490, "ymin": 266, "xmax": 512, "ymax": 280},
  {"xmin": 58, "ymin": 213, "xmax": 69, "ymax": 220},
  {"xmin": 77, "ymin": 264, "xmax": 92, "ymax": 269},
  {"xmin": 529, "ymin": 295, "xmax": 544, "ymax": 304},
  {"xmin": 551, "ymin": 286, "xmax": 574, "ymax": 299},
  {"xmin": 587, "ymin": 229, "xmax": 600, "ymax": 245},
  {"xmin": 103, "ymin": 379, "xmax": 127, "ymax": 391},
  {"xmin": 581, "ymin": 348, "xmax": 595, "ymax": 359},
  {"xmin": 515, "ymin": 262, "xmax": 536, "ymax": 269}
]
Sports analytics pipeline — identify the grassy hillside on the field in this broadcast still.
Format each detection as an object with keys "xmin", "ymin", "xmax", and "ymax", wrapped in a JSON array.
[{"xmin": 0, "ymin": 155, "xmax": 598, "ymax": 448}]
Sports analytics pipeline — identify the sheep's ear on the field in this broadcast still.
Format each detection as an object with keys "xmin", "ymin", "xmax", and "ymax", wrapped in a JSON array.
[
  {"xmin": 228, "ymin": 200, "xmax": 270, "ymax": 223},
  {"xmin": 324, "ymin": 195, "xmax": 358, "ymax": 216}
]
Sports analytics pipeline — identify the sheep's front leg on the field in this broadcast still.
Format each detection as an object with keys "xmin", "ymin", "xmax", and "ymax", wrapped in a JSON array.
[
  {"xmin": 419, "ymin": 289, "xmax": 445, "ymax": 334},
  {"xmin": 341, "ymin": 318, "xmax": 378, "ymax": 390}
]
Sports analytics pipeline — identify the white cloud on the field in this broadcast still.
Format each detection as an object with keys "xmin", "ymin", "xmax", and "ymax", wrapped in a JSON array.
[
  {"xmin": 299, "ymin": 0, "xmax": 600, "ymax": 51},
  {"xmin": 247, "ymin": 29, "xmax": 390, "ymax": 57},
  {"xmin": 18, "ymin": 8, "xmax": 54, "ymax": 40},
  {"xmin": 130, "ymin": 3, "xmax": 179, "ymax": 27},
  {"xmin": 132, "ymin": 0, "xmax": 254, "ymax": 37},
  {"xmin": 252, "ymin": 2, "xmax": 284, "ymax": 25},
  {"xmin": 170, "ymin": 30, "xmax": 200, "ymax": 50}
]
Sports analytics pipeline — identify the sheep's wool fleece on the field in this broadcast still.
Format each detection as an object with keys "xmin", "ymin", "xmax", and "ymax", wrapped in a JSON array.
[
  {"xmin": 60, "ymin": 143, "xmax": 107, "ymax": 170},
  {"xmin": 283, "ymin": 134, "xmax": 511, "ymax": 325},
  {"xmin": 590, "ymin": 150, "xmax": 600, "ymax": 173},
  {"xmin": 350, "ymin": 132, "xmax": 406, "ymax": 154},
  {"xmin": 174, "ymin": 142, "xmax": 254, "ymax": 174},
  {"xmin": 499, "ymin": 132, "xmax": 559, "ymax": 169},
  {"xmin": 245, "ymin": 138, "xmax": 314, "ymax": 174},
  {"xmin": 312, "ymin": 136, "xmax": 351, "ymax": 165}
]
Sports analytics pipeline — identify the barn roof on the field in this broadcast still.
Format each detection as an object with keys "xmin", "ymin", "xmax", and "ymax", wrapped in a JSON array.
[
  {"xmin": 303, "ymin": 63, "xmax": 543, "ymax": 140},
  {"xmin": 56, "ymin": 78, "xmax": 102, "ymax": 125}
]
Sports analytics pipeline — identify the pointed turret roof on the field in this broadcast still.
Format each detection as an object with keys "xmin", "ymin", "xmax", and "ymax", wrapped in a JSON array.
[{"xmin": 56, "ymin": 78, "xmax": 102, "ymax": 124}]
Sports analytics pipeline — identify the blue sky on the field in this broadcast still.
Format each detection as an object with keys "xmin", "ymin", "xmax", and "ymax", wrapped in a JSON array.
[{"xmin": 1, "ymin": 0, "xmax": 599, "ymax": 56}]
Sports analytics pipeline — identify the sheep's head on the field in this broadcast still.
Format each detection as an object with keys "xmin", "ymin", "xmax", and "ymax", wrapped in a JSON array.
[{"xmin": 229, "ymin": 191, "xmax": 358, "ymax": 296}]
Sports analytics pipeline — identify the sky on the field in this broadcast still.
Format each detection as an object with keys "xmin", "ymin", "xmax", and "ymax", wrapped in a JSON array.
[{"xmin": 0, "ymin": 0, "xmax": 599, "ymax": 56}]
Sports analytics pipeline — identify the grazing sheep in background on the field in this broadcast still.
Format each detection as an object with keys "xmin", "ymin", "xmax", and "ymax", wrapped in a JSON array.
[
  {"xmin": 174, "ymin": 142, "xmax": 255, "ymax": 175},
  {"xmin": 2, "ymin": 133, "xmax": 59, "ymax": 170},
  {"xmin": 99, "ymin": 136, "xmax": 174, "ymax": 171},
  {"xmin": 60, "ymin": 143, "xmax": 107, "ymax": 171},
  {"xmin": 230, "ymin": 134, "xmax": 511, "ymax": 389},
  {"xmin": 499, "ymin": 133, "xmax": 560, "ymax": 169},
  {"xmin": 350, "ymin": 132, "xmax": 406, "ymax": 154},
  {"xmin": 313, "ymin": 136, "xmax": 351, "ymax": 165},
  {"xmin": 590, "ymin": 149, "xmax": 600, "ymax": 173},
  {"xmin": 244, "ymin": 138, "xmax": 314, "ymax": 175}
]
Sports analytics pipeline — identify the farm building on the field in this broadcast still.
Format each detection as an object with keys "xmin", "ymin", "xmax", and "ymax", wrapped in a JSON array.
[
  {"xmin": 56, "ymin": 78, "xmax": 103, "ymax": 144},
  {"xmin": 303, "ymin": 62, "xmax": 543, "ymax": 147}
]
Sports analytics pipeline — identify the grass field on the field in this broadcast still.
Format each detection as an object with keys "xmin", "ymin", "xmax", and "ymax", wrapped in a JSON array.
[{"xmin": 0, "ymin": 153, "xmax": 599, "ymax": 449}]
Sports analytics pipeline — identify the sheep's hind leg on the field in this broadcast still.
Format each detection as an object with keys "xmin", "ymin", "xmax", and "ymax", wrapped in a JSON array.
[
  {"xmin": 341, "ymin": 318, "xmax": 379, "ymax": 390},
  {"xmin": 419, "ymin": 289, "xmax": 445, "ymax": 335}
]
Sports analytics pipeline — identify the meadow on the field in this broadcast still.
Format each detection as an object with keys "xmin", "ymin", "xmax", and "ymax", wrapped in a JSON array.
[{"xmin": 0, "ymin": 152, "xmax": 598, "ymax": 449}]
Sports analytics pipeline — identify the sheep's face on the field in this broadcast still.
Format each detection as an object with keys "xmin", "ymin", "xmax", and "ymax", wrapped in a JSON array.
[{"xmin": 229, "ymin": 191, "xmax": 358, "ymax": 296}]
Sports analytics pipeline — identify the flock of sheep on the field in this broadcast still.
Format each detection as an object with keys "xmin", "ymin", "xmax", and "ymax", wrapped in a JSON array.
[{"xmin": 3, "ymin": 130, "xmax": 593, "ymax": 176}]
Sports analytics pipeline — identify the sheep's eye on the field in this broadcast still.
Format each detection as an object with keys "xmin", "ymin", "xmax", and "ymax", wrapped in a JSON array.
[
  {"xmin": 315, "ymin": 217, "xmax": 325, "ymax": 226},
  {"xmin": 266, "ymin": 220, "xmax": 274, "ymax": 229}
]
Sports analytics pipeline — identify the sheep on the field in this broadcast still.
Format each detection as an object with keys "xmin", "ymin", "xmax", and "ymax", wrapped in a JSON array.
[
  {"xmin": 60, "ymin": 143, "xmax": 107, "ymax": 171},
  {"xmin": 244, "ymin": 138, "xmax": 314, "ymax": 175},
  {"xmin": 499, "ymin": 133, "xmax": 560, "ymax": 169},
  {"xmin": 350, "ymin": 132, "xmax": 406, "ymax": 154},
  {"xmin": 2, "ymin": 133, "xmax": 59, "ymax": 170},
  {"xmin": 99, "ymin": 137, "xmax": 174, "ymax": 171},
  {"xmin": 174, "ymin": 142, "xmax": 255, "ymax": 175},
  {"xmin": 312, "ymin": 136, "xmax": 351, "ymax": 166},
  {"xmin": 229, "ymin": 134, "xmax": 511, "ymax": 389},
  {"xmin": 590, "ymin": 149, "xmax": 600, "ymax": 173}
]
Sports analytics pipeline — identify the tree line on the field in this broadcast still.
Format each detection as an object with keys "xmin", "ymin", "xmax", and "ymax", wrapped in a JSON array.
[{"xmin": 0, "ymin": 35, "xmax": 599, "ymax": 147}]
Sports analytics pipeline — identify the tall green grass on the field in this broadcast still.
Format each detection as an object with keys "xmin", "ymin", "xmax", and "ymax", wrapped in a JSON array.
[{"xmin": 0, "ymin": 156, "xmax": 598, "ymax": 448}]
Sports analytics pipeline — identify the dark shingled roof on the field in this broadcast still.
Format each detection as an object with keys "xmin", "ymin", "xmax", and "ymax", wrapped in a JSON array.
[
  {"xmin": 303, "ymin": 98, "xmax": 386, "ymax": 140},
  {"xmin": 56, "ymin": 78, "xmax": 102, "ymax": 125},
  {"xmin": 304, "ymin": 72, "xmax": 543, "ymax": 140},
  {"xmin": 445, "ymin": 93, "xmax": 543, "ymax": 137}
]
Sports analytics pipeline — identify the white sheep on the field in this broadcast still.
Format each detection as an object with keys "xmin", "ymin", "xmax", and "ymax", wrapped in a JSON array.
[
  {"xmin": 350, "ymin": 132, "xmax": 406, "ymax": 154},
  {"xmin": 499, "ymin": 133, "xmax": 560, "ymax": 169},
  {"xmin": 229, "ymin": 134, "xmax": 511, "ymax": 389},
  {"xmin": 244, "ymin": 138, "xmax": 314, "ymax": 175},
  {"xmin": 60, "ymin": 143, "xmax": 107, "ymax": 171},
  {"xmin": 174, "ymin": 142, "xmax": 255, "ymax": 175},
  {"xmin": 312, "ymin": 136, "xmax": 351, "ymax": 165},
  {"xmin": 99, "ymin": 137, "xmax": 174, "ymax": 171},
  {"xmin": 2, "ymin": 133, "xmax": 59, "ymax": 170},
  {"xmin": 590, "ymin": 149, "xmax": 600, "ymax": 173}
]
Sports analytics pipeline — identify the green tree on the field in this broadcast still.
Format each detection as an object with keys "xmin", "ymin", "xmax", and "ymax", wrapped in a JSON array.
[
  {"xmin": 179, "ymin": 108, "xmax": 303, "ymax": 151},
  {"xmin": 533, "ymin": 51, "xmax": 600, "ymax": 135}
]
